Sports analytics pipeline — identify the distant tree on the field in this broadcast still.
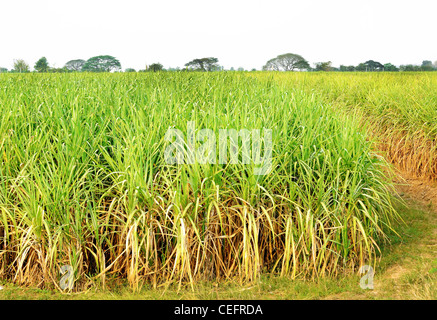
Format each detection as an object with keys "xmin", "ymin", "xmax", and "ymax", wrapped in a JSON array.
[
  {"xmin": 355, "ymin": 63, "xmax": 366, "ymax": 71},
  {"xmin": 230, "ymin": 67, "xmax": 235, "ymax": 71},
  {"xmin": 34, "ymin": 57, "xmax": 49, "ymax": 72},
  {"xmin": 125, "ymin": 68, "xmax": 136, "ymax": 72},
  {"xmin": 263, "ymin": 53, "xmax": 309, "ymax": 71},
  {"xmin": 383, "ymin": 63, "xmax": 399, "ymax": 71},
  {"xmin": 434, "ymin": 61, "xmax": 437, "ymax": 69},
  {"xmin": 421, "ymin": 60, "xmax": 434, "ymax": 71},
  {"xmin": 237, "ymin": 67, "xmax": 245, "ymax": 71},
  {"xmin": 13, "ymin": 59, "xmax": 30, "ymax": 73},
  {"xmin": 339, "ymin": 65, "xmax": 355, "ymax": 72},
  {"xmin": 364, "ymin": 60, "xmax": 384, "ymax": 71},
  {"xmin": 65, "ymin": 59, "xmax": 86, "ymax": 71},
  {"xmin": 314, "ymin": 61, "xmax": 332, "ymax": 71},
  {"xmin": 50, "ymin": 67, "xmax": 69, "ymax": 73},
  {"xmin": 82, "ymin": 55, "xmax": 121, "ymax": 72},
  {"xmin": 0, "ymin": 67, "xmax": 7, "ymax": 73},
  {"xmin": 185, "ymin": 57, "xmax": 219, "ymax": 71},
  {"xmin": 148, "ymin": 63, "xmax": 164, "ymax": 72},
  {"xmin": 262, "ymin": 58, "xmax": 280, "ymax": 71},
  {"xmin": 251, "ymin": 68, "xmax": 257, "ymax": 71},
  {"xmin": 400, "ymin": 64, "xmax": 421, "ymax": 72}
]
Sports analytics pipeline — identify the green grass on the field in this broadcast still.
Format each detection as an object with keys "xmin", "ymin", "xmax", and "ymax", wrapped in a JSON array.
[
  {"xmin": 0, "ymin": 72, "xmax": 398, "ymax": 290},
  {"xmin": 249, "ymin": 72, "xmax": 437, "ymax": 180}
]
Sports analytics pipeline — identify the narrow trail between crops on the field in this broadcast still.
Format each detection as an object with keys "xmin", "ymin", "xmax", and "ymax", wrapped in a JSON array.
[
  {"xmin": 326, "ymin": 169, "xmax": 437, "ymax": 299},
  {"xmin": 394, "ymin": 170, "xmax": 437, "ymax": 212},
  {"xmin": 375, "ymin": 170, "xmax": 437, "ymax": 299}
]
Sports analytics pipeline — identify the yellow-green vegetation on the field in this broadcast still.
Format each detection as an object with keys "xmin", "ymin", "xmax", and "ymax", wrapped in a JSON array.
[
  {"xmin": 0, "ymin": 72, "xmax": 401, "ymax": 291},
  {"xmin": 251, "ymin": 72, "xmax": 437, "ymax": 180},
  {"xmin": 1, "ymin": 199, "xmax": 435, "ymax": 300}
]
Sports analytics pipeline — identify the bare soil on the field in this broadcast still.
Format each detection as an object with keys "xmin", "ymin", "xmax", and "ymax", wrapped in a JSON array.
[{"xmin": 393, "ymin": 169, "xmax": 437, "ymax": 213}]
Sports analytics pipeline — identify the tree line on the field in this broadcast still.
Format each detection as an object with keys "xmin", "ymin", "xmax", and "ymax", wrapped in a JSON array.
[
  {"xmin": 262, "ymin": 54, "xmax": 437, "ymax": 72},
  {"xmin": 1, "ymin": 53, "xmax": 436, "ymax": 73}
]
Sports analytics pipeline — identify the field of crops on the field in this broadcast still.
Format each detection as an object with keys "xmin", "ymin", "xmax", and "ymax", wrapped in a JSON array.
[
  {"xmin": 1, "ymin": 72, "xmax": 435, "ymax": 291},
  {"xmin": 256, "ymin": 72, "xmax": 437, "ymax": 180}
]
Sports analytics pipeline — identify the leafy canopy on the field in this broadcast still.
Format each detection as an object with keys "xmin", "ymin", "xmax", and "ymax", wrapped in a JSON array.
[
  {"xmin": 148, "ymin": 63, "xmax": 164, "ymax": 72},
  {"xmin": 65, "ymin": 59, "xmax": 86, "ymax": 71},
  {"xmin": 82, "ymin": 55, "xmax": 121, "ymax": 72},
  {"xmin": 13, "ymin": 59, "xmax": 30, "ymax": 73},
  {"xmin": 34, "ymin": 57, "xmax": 49, "ymax": 72},
  {"xmin": 185, "ymin": 57, "xmax": 219, "ymax": 71},
  {"xmin": 263, "ymin": 53, "xmax": 310, "ymax": 71}
]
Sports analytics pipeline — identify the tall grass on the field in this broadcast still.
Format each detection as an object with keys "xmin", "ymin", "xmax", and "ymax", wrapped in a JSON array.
[
  {"xmin": 0, "ymin": 72, "xmax": 398, "ymax": 290},
  {"xmin": 251, "ymin": 72, "xmax": 437, "ymax": 180}
]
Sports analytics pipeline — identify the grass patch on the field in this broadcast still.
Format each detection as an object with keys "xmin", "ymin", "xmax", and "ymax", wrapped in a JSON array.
[{"xmin": 0, "ymin": 73, "xmax": 398, "ymax": 289}]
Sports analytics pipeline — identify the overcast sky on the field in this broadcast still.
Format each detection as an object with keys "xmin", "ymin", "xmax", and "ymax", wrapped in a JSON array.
[{"xmin": 1, "ymin": 0, "xmax": 436, "ymax": 71}]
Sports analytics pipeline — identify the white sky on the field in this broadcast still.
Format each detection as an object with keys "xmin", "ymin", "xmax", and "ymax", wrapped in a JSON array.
[{"xmin": 0, "ymin": 0, "xmax": 436, "ymax": 71}]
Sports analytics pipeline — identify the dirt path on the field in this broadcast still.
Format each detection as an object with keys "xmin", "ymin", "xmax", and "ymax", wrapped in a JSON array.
[
  {"xmin": 378, "ymin": 170, "xmax": 437, "ymax": 298},
  {"xmin": 393, "ymin": 169, "xmax": 437, "ymax": 212}
]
